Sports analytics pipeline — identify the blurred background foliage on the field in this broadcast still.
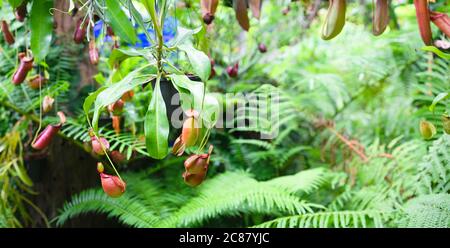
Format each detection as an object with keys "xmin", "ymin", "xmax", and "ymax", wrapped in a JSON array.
[{"xmin": 0, "ymin": 0, "xmax": 449, "ymax": 227}]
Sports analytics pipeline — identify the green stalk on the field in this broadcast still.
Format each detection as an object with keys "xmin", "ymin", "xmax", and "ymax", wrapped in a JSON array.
[
  {"xmin": 142, "ymin": 0, "xmax": 163, "ymax": 40},
  {"xmin": 142, "ymin": 0, "xmax": 164, "ymax": 73}
]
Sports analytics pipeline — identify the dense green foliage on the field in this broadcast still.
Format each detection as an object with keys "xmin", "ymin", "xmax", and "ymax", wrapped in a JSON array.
[{"xmin": 56, "ymin": 4, "xmax": 449, "ymax": 227}]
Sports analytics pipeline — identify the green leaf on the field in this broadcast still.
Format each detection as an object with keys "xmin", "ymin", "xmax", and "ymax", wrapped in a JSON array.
[
  {"xmin": 169, "ymin": 74, "xmax": 204, "ymax": 111},
  {"xmin": 104, "ymin": 0, "xmax": 138, "ymax": 44},
  {"xmin": 108, "ymin": 48, "xmax": 153, "ymax": 68},
  {"xmin": 7, "ymin": 0, "xmax": 23, "ymax": 8},
  {"xmin": 93, "ymin": 73, "xmax": 107, "ymax": 85},
  {"xmin": 13, "ymin": 162, "xmax": 33, "ymax": 187},
  {"xmin": 141, "ymin": 0, "xmax": 162, "ymax": 38},
  {"xmin": 145, "ymin": 77, "xmax": 169, "ymax": 159},
  {"xmin": 141, "ymin": 0, "xmax": 156, "ymax": 18},
  {"xmin": 178, "ymin": 44, "xmax": 211, "ymax": 82},
  {"xmin": 83, "ymin": 87, "xmax": 106, "ymax": 117},
  {"xmin": 422, "ymin": 46, "xmax": 450, "ymax": 60},
  {"xmin": 202, "ymin": 93, "xmax": 220, "ymax": 128},
  {"xmin": 128, "ymin": 1, "xmax": 154, "ymax": 44},
  {"xmin": 92, "ymin": 66, "xmax": 155, "ymax": 131},
  {"xmin": 195, "ymin": 24, "xmax": 209, "ymax": 54},
  {"xmin": 429, "ymin": 92, "xmax": 449, "ymax": 112},
  {"xmin": 30, "ymin": 0, "xmax": 53, "ymax": 62},
  {"xmin": 169, "ymin": 26, "xmax": 202, "ymax": 47}
]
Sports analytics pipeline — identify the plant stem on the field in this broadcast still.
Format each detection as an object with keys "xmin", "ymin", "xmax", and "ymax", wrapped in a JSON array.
[{"xmin": 145, "ymin": 0, "xmax": 164, "ymax": 73}]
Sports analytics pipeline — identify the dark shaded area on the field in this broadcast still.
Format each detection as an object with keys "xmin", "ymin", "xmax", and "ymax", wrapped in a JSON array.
[{"xmin": 25, "ymin": 136, "xmax": 122, "ymax": 227}]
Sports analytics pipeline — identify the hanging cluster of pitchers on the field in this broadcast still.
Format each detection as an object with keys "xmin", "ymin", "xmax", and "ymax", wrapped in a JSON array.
[{"xmin": 200, "ymin": 0, "xmax": 450, "ymax": 44}]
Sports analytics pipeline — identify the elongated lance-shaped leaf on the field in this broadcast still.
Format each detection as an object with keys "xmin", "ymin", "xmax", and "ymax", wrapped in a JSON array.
[
  {"xmin": 92, "ymin": 67, "xmax": 154, "ymax": 131},
  {"xmin": 169, "ymin": 26, "xmax": 202, "ymax": 47},
  {"xmin": 372, "ymin": 0, "xmax": 389, "ymax": 36},
  {"xmin": 108, "ymin": 48, "xmax": 154, "ymax": 68},
  {"xmin": 83, "ymin": 86, "xmax": 106, "ymax": 117},
  {"xmin": 145, "ymin": 76, "xmax": 169, "ymax": 159},
  {"xmin": 169, "ymin": 74, "xmax": 205, "ymax": 112},
  {"xmin": 30, "ymin": 0, "xmax": 53, "ymax": 62},
  {"xmin": 413, "ymin": 0, "xmax": 432, "ymax": 45},
  {"xmin": 105, "ymin": 0, "xmax": 138, "ymax": 44},
  {"xmin": 201, "ymin": 93, "xmax": 220, "ymax": 128},
  {"xmin": 321, "ymin": 0, "xmax": 346, "ymax": 40},
  {"xmin": 13, "ymin": 161, "xmax": 33, "ymax": 187},
  {"xmin": 142, "ymin": 0, "xmax": 162, "ymax": 38},
  {"xmin": 128, "ymin": 0, "xmax": 154, "ymax": 44},
  {"xmin": 178, "ymin": 44, "xmax": 211, "ymax": 82}
]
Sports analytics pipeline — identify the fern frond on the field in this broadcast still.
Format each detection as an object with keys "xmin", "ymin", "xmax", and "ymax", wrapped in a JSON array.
[
  {"xmin": 417, "ymin": 134, "xmax": 450, "ymax": 195},
  {"xmin": 275, "ymin": 146, "xmax": 310, "ymax": 168},
  {"xmin": 161, "ymin": 171, "xmax": 321, "ymax": 227},
  {"xmin": 397, "ymin": 194, "xmax": 450, "ymax": 228},
  {"xmin": 291, "ymin": 72, "xmax": 351, "ymax": 114},
  {"xmin": 255, "ymin": 210, "xmax": 392, "ymax": 228},
  {"xmin": 61, "ymin": 121, "xmax": 148, "ymax": 158},
  {"xmin": 123, "ymin": 172, "xmax": 184, "ymax": 217},
  {"xmin": 60, "ymin": 120, "xmax": 90, "ymax": 142},
  {"xmin": 56, "ymin": 189, "xmax": 160, "ymax": 228},
  {"xmin": 105, "ymin": 130, "xmax": 148, "ymax": 158},
  {"xmin": 328, "ymin": 189, "xmax": 354, "ymax": 211},
  {"xmin": 349, "ymin": 185, "xmax": 394, "ymax": 211},
  {"xmin": 266, "ymin": 168, "xmax": 328, "ymax": 195}
]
